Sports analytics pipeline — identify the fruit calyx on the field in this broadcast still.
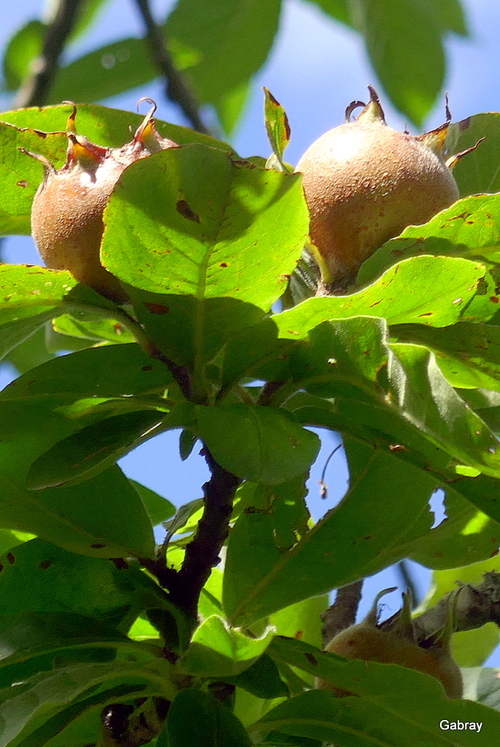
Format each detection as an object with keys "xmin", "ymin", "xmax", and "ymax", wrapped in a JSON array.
[{"xmin": 25, "ymin": 99, "xmax": 178, "ymax": 302}]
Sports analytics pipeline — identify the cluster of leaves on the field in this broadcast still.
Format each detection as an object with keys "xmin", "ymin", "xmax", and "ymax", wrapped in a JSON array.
[
  {"xmin": 2, "ymin": 0, "xmax": 467, "ymax": 131},
  {"xmin": 0, "ymin": 89, "xmax": 500, "ymax": 744}
]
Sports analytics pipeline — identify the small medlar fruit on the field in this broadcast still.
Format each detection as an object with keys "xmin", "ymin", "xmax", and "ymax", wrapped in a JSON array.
[
  {"xmin": 295, "ymin": 87, "xmax": 463, "ymax": 291},
  {"xmin": 317, "ymin": 588, "xmax": 463, "ymax": 699},
  {"xmin": 26, "ymin": 99, "xmax": 178, "ymax": 302}
]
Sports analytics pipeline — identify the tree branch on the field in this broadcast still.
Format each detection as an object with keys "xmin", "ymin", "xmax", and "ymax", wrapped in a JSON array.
[
  {"xmin": 322, "ymin": 580, "xmax": 364, "ymax": 646},
  {"xmin": 166, "ymin": 447, "xmax": 241, "ymax": 617},
  {"xmin": 414, "ymin": 572, "xmax": 500, "ymax": 642},
  {"xmin": 133, "ymin": 0, "xmax": 211, "ymax": 135},
  {"xmin": 15, "ymin": 0, "xmax": 85, "ymax": 108}
]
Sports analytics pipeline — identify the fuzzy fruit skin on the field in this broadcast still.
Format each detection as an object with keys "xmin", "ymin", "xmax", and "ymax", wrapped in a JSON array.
[
  {"xmin": 317, "ymin": 589, "xmax": 462, "ymax": 699},
  {"xmin": 31, "ymin": 154, "xmax": 127, "ymax": 301},
  {"xmin": 30, "ymin": 104, "xmax": 177, "ymax": 302},
  {"xmin": 318, "ymin": 620, "xmax": 463, "ymax": 699},
  {"xmin": 295, "ymin": 97, "xmax": 459, "ymax": 288}
]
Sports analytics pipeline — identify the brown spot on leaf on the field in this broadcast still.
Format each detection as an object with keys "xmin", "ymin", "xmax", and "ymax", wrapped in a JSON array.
[
  {"xmin": 141, "ymin": 364, "xmax": 154, "ymax": 371},
  {"xmin": 16, "ymin": 181, "xmax": 29, "ymax": 187},
  {"xmin": 490, "ymin": 296, "xmax": 499, "ymax": 304},
  {"xmin": 39, "ymin": 559, "xmax": 53, "ymax": 570},
  {"xmin": 144, "ymin": 302, "xmax": 170, "ymax": 315},
  {"xmin": 6, "ymin": 553, "xmax": 15, "ymax": 564},
  {"xmin": 176, "ymin": 199, "xmax": 200, "ymax": 223},
  {"xmin": 91, "ymin": 543, "xmax": 105, "ymax": 549},
  {"xmin": 220, "ymin": 262, "xmax": 228, "ymax": 268},
  {"xmin": 305, "ymin": 652, "xmax": 318, "ymax": 666}
]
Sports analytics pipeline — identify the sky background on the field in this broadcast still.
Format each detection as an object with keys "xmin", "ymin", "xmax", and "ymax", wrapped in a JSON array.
[{"xmin": 1, "ymin": 0, "xmax": 499, "ymax": 656}]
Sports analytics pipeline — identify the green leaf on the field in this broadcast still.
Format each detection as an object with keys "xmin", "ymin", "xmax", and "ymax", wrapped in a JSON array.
[
  {"xmin": 0, "ymin": 400, "xmax": 155, "ymax": 557},
  {"xmin": 0, "ymin": 658, "xmax": 174, "ymax": 747},
  {"xmin": 264, "ymin": 88, "xmax": 292, "ymax": 171},
  {"xmin": 276, "ymin": 255, "xmax": 486, "ymax": 339},
  {"xmin": 434, "ymin": 0, "xmax": 468, "ymax": 35},
  {"xmin": 164, "ymin": 689, "xmax": 252, "ymax": 747},
  {"xmin": 284, "ymin": 318, "xmax": 500, "ymax": 480},
  {"xmin": 52, "ymin": 313, "xmax": 135, "ymax": 344},
  {"xmin": 0, "ymin": 539, "xmax": 168, "ymax": 631},
  {"xmin": 165, "ymin": 0, "xmax": 281, "ymax": 132},
  {"xmin": 0, "ymin": 612, "xmax": 135, "ymax": 676},
  {"xmin": 222, "ymin": 654, "xmax": 289, "ymax": 700},
  {"xmin": 223, "ymin": 444, "xmax": 434, "ymax": 626},
  {"xmin": 197, "ymin": 405, "xmax": 320, "ymax": 484},
  {"xmin": 180, "ymin": 615, "xmax": 275, "ymax": 677},
  {"xmin": 49, "ymin": 37, "xmax": 157, "ymax": 103},
  {"xmin": 392, "ymin": 322, "xmax": 500, "ymax": 392},
  {"xmin": 0, "ymin": 530, "xmax": 34, "ymax": 557},
  {"xmin": 251, "ymin": 687, "xmax": 492, "ymax": 747},
  {"xmin": 2, "ymin": 20, "xmax": 44, "ymax": 90},
  {"xmin": 129, "ymin": 481, "xmax": 175, "ymax": 526},
  {"xmin": 263, "ymin": 637, "xmax": 500, "ymax": 746},
  {"xmin": 0, "ymin": 265, "xmax": 77, "ymax": 351},
  {"xmin": 358, "ymin": 194, "xmax": 500, "ymax": 288},
  {"xmin": 350, "ymin": 0, "xmax": 445, "ymax": 126},
  {"xmin": 0, "ymin": 343, "xmax": 172, "ymax": 405},
  {"xmin": 103, "ymin": 145, "xmax": 308, "ymax": 310},
  {"xmin": 26, "ymin": 410, "xmax": 167, "ymax": 489},
  {"xmin": 303, "ymin": 0, "xmax": 351, "ymax": 26},
  {"xmin": 446, "ymin": 114, "xmax": 500, "ymax": 196},
  {"xmin": 407, "ymin": 490, "xmax": 500, "ymax": 570}
]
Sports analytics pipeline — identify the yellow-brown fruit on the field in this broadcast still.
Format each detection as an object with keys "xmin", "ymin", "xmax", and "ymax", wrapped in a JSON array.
[
  {"xmin": 317, "ymin": 589, "xmax": 462, "ymax": 699},
  {"xmin": 27, "ymin": 100, "xmax": 177, "ymax": 302},
  {"xmin": 295, "ymin": 87, "xmax": 460, "ymax": 290}
]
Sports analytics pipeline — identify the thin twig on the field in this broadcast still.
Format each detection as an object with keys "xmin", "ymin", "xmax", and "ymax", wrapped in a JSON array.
[
  {"xmin": 168, "ymin": 446, "xmax": 241, "ymax": 617},
  {"xmin": 397, "ymin": 559, "xmax": 419, "ymax": 607},
  {"xmin": 321, "ymin": 580, "xmax": 364, "ymax": 646},
  {"xmin": 133, "ymin": 0, "xmax": 211, "ymax": 134},
  {"xmin": 15, "ymin": 0, "xmax": 85, "ymax": 108}
]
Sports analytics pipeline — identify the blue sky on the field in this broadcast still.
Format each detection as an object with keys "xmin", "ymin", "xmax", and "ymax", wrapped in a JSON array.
[{"xmin": 1, "ymin": 0, "xmax": 499, "ymax": 650}]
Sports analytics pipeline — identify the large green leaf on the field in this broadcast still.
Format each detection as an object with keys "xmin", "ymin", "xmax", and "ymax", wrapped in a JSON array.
[
  {"xmin": 251, "ymin": 683, "xmax": 495, "ymax": 747},
  {"xmin": 165, "ymin": 0, "xmax": 281, "ymax": 132},
  {"xmin": 0, "ymin": 400, "xmax": 154, "ymax": 558},
  {"xmin": 0, "ymin": 343, "xmax": 172, "ymax": 405},
  {"xmin": 0, "ymin": 658, "xmax": 174, "ymax": 747},
  {"xmin": 103, "ymin": 145, "xmax": 307, "ymax": 309},
  {"xmin": 197, "ymin": 405, "xmax": 320, "ymax": 484},
  {"xmin": 26, "ymin": 405, "xmax": 194, "ymax": 490},
  {"xmin": 163, "ymin": 689, "xmax": 251, "ymax": 747},
  {"xmin": 358, "ymin": 194, "xmax": 500, "ymax": 289},
  {"xmin": 406, "ymin": 489, "xmax": 500, "ymax": 570},
  {"xmin": 392, "ymin": 321, "xmax": 500, "ymax": 392},
  {"xmin": 283, "ymin": 318, "xmax": 500, "ymax": 479},
  {"xmin": 276, "ymin": 255, "xmax": 486, "ymax": 340},
  {"xmin": 223, "ymin": 444, "xmax": 434, "ymax": 626},
  {"xmin": 49, "ymin": 38, "xmax": 157, "ymax": 104},
  {"xmin": 0, "ymin": 539, "xmax": 167, "ymax": 631},
  {"xmin": 262, "ymin": 637, "xmax": 500, "ymax": 746},
  {"xmin": 350, "ymin": 0, "xmax": 445, "ymax": 126}
]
